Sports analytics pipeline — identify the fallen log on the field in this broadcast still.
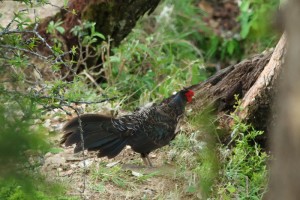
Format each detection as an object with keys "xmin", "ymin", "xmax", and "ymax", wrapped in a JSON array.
[{"xmin": 189, "ymin": 34, "xmax": 285, "ymax": 139}]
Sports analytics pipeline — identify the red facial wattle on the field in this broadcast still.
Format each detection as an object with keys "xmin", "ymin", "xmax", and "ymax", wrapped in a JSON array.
[{"xmin": 185, "ymin": 90, "xmax": 194, "ymax": 103}]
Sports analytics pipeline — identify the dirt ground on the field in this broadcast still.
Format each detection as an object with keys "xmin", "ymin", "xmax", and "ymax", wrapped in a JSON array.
[
  {"xmin": 41, "ymin": 105, "xmax": 197, "ymax": 200},
  {"xmin": 42, "ymin": 136, "xmax": 184, "ymax": 199}
]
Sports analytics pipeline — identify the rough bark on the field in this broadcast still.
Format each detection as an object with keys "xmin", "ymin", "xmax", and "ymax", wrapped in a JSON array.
[
  {"xmin": 238, "ymin": 35, "xmax": 285, "ymax": 130},
  {"xmin": 36, "ymin": 0, "xmax": 161, "ymax": 52},
  {"xmin": 188, "ymin": 34, "xmax": 285, "ymax": 139}
]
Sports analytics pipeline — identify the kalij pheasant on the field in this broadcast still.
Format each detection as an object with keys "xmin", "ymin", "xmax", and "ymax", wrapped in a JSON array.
[{"xmin": 61, "ymin": 89, "xmax": 194, "ymax": 166}]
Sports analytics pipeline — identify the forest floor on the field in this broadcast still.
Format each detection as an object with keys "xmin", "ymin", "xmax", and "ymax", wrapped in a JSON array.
[
  {"xmin": 0, "ymin": 1, "xmax": 246, "ymax": 199},
  {"xmin": 0, "ymin": 2, "xmax": 204, "ymax": 199},
  {"xmin": 42, "ymin": 108, "xmax": 200, "ymax": 200},
  {"xmin": 37, "ymin": 96, "xmax": 203, "ymax": 200}
]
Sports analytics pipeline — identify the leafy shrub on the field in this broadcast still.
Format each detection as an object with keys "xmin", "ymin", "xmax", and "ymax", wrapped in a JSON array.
[
  {"xmin": 212, "ymin": 97, "xmax": 269, "ymax": 199},
  {"xmin": 239, "ymin": 0, "xmax": 280, "ymax": 53}
]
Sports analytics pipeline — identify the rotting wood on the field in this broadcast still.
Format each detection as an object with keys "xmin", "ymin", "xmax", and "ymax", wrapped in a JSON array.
[
  {"xmin": 188, "ymin": 35, "xmax": 285, "ymax": 137},
  {"xmin": 237, "ymin": 34, "xmax": 286, "ymax": 130}
]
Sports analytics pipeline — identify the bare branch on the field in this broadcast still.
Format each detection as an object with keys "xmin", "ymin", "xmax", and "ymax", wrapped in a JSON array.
[{"xmin": 0, "ymin": 44, "xmax": 49, "ymax": 60}]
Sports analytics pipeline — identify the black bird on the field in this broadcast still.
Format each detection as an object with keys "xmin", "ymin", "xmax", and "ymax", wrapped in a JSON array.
[{"xmin": 61, "ymin": 89, "xmax": 194, "ymax": 166}]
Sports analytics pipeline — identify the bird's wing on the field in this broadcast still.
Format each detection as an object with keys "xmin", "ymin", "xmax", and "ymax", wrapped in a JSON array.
[{"xmin": 140, "ymin": 106, "xmax": 178, "ymax": 146}]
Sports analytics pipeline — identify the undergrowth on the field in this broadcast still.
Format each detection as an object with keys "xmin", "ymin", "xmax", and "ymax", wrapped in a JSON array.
[
  {"xmin": 90, "ymin": 162, "xmax": 158, "ymax": 192},
  {"xmin": 84, "ymin": 100, "xmax": 269, "ymax": 199},
  {"xmin": 150, "ymin": 97, "xmax": 269, "ymax": 199},
  {"xmin": 0, "ymin": 0, "xmax": 274, "ymax": 199},
  {"xmin": 211, "ymin": 97, "xmax": 269, "ymax": 199},
  {"xmin": 96, "ymin": 0, "xmax": 279, "ymax": 107},
  {"xmin": 0, "ymin": 89, "xmax": 77, "ymax": 200}
]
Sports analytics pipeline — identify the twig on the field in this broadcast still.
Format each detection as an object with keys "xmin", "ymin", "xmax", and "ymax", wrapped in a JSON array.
[
  {"xmin": 45, "ymin": 2, "xmax": 67, "ymax": 10},
  {"xmin": 0, "ymin": 44, "xmax": 49, "ymax": 60},
  {"xmin": 35, "ymin": 94, "xmax": 117, "ymax": 104},
  {"xmin": 81, "ymin": 70, "xmax": 104, "ymax": 93},
  {"xmin": 3, "ymin": 9, "xmax": 28, "ymax": 32},
  {"xmin": 0, "ymin": 23, "xmax": 76, "ymax": 77},
  {"xmin": 72, "ymin": 107, "xmax": 86, "ymax": 199},
  {"xmin": 3, "ymin": 88, "xmax": 118, "ymax": 106}
]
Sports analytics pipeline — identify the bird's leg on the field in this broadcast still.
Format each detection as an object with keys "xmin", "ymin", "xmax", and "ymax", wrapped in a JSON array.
[
  {"xmin": 142, "ymin": 157, "xmax": 149, "ymax": 166},
  {"xmin": 146, "ymin": 155, "xmax": 153, "ymax": 167},
  {"xmin": 141, "ymin": 153, "xmax": 153, "ymax": 167}
]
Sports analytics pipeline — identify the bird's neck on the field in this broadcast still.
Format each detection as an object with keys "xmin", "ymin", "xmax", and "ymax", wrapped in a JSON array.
[{"xmin": 168, "ymin": 94, "xmax": 186, "ymax": 115}]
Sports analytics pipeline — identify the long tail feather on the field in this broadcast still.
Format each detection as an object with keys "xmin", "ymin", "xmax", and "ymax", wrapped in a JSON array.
[
  {"xmin": 97, "ymin": 139, "xmax": 128, "ymax": 158},
  {"xmin": 61, "ymin": 114, "xmax": 127, "ymax": 158}
]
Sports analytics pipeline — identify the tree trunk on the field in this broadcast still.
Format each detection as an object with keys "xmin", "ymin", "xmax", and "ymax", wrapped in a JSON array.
[
  {"xmin": 33, "ymin": 0, "xmax": 161, "ymax": 79},
  {"xmin": 188, "ymin": 34, "xmax": 285, "ymax": 141},
  {"xmin": 37, "ymin": 0, "xmax": 161, "ymax": 50},
  {"xmin": 266, "ymin": 0, "xmax": 300, "ymax": 199}
]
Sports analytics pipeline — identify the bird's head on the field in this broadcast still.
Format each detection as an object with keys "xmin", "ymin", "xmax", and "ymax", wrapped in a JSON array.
[
  {"xmin": 183, "ymin": 89, "xmax": 194, "ymax": 103},
  {"xmin": 164, "ymin": 89, "xmax": 195, "ymax": 106}
]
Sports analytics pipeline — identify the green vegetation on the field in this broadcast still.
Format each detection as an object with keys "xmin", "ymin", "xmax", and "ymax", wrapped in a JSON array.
[
  {"xmin": 158, "ymin": 98, "xmax": 268, "ymax": 199},
  {"xmin": 96, "ymin": 0, "xmax": 279, "ymax": 106},
  {"xmin": 0, "ymin": 1, "xmax": 75, "ymax": 198},
  {"xmin": 212, "ymin": 97, "xmax": 269, "ymax": 199},
  {"xmin": 90, "ymin": 162, "xmax": 158, "ymax": 191},
  {"xmin": 0, "ymin": 89, "xmax": 76, "ymax": 199},
  {"xmin": 0, "ymin": 0, "xmax": 277, "ymax": 199},
  {"xmin": 0, "ymin": 179, "xmax": 78, "ymax": 200}
]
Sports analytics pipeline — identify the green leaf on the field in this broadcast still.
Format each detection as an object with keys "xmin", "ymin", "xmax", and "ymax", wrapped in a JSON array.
[
  {"xmin": 109, "ymin": 56, "xmax": 121, "ymax": 63},
  {"xmin": 72, "ymin": 9, "xmax": 77, "ymax": 15},
  {"xmin": 71, "ymin": 45, "xmax": 77, "ymax": 55},
  {"xmin": 63, "ymin": 0, "xmax": 69, "ymax": 8},
  {"xmin": 227, "ymin": 40, "xmax": 235, "ymax": 55},
  {"xmin": 191, "ymin": 64, "xmax": 201, "ymax": 84},
  {"xmin": 240, "ymin": 22, "xmax": 251, "ymax": 39},
  {"xmin": 207, "ymin": 36, "xmax": 219, "ymax": 58},
  {"xmin": 48, "ymin": 148, "xmax": 64, "ymax": 154},
  {"xmin": 186, "ymin": 185, "xmax": 197, "ymax": 193},
  {"xmin": 93, "ymin": 32, "xmax": 105, "ymax": 40},
  {"xmin": 240, "ymin": 1, "xmax": 250, "ymax": 12},
  {"xmin": 226, "ymin": 185, "xmax": 236, "ymax": 194},
  {"xmin": 56, "ymin": 26, "xmax": 65, "ymax": 34}
]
